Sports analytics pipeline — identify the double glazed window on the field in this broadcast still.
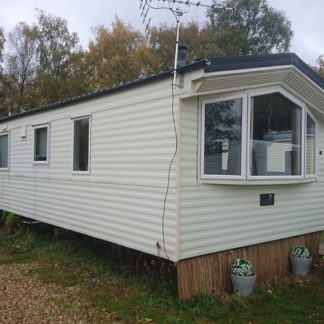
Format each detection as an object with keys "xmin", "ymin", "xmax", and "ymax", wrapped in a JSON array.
[
  {"xmin": 306, "ymin": 114, "xmax": 316, "ymax": 176},
  {"xmin": 0, "ymin": 133, "xmax": 9, "ymax": 169},
  {"xmin": 34, "ymin": 126, "xmax": 48, "ymax": 163},
  {"xmin": 250, "ymin": 93, "xmax": 302, "ymax": 177},
  {"xmin": 73, "ymin": 117, "xmax": 90, "ymax": 172},
  {"xmin": 204, "ymin": 98, "xmax": 243, "ymax": 176},
  {"xmin": 202, "ymin": 91, "xmax": 317, "ymax": 180}
]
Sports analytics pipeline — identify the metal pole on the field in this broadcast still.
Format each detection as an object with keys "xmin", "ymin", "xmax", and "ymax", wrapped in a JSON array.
[{"xmin": 172, "ymin": 18, "xmax": 181, "ymax": 88}]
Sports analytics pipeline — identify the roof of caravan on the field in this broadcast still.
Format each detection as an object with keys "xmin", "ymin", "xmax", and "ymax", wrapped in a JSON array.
[{"xmin": 1, "ymin": 53, "xmax": 323, "ymax": 122}]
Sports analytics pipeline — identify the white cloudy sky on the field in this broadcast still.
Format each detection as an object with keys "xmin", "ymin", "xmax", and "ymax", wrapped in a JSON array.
[{"xmin": 0, "ymin": 0, "xmax": 323, "ymax": 65}]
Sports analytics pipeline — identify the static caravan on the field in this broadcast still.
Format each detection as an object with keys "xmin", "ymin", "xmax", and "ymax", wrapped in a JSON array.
[{"xmin": 0, "ymin": 53, "xmax": 323, "ymax": 299}]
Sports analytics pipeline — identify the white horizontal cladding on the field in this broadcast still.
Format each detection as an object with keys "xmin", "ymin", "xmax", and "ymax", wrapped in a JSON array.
[
  {"xmin": 0, "ymin": 76, "xmax": 179, "ymax": 261},
  {"xmin": 180, "ymin": 97, "xmax": 199, "ymax": 187},
  {"xmin": 10, "ymin": 127, "xmax": 33, "ymax": 176},
  {"xmin": 282, "ymin": 71, "xmax": 324, "ymax": 113},
  {"xmin": 91, "ymin": 95, "xmax": 178, "ymax": 187},
  {"xmin": 192, "ymin": 67, "xmax": 291, "ymax": 94},
  {"xmin": 5, "ymin": 78, "xmax": 179, "ymax": 186},
  {"xmin": 179, "ymin": 182, "xmax": 324, "ymax": 259},
  {"xmin": 0, "ymin": 176, "xmax": 177, "ymax": 260},
  {"xmin": 190, "ymin": 66, "xmax": 324, "ymax": 116},
  {"xmin": 6, "ymin": 78, "xmax": 175, "ymax": 129}
]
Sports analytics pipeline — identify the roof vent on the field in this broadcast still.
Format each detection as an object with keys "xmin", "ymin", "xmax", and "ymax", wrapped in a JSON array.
[{"xmin": 177, "ymin": 45, "xmax": 188, "ymax": 67}]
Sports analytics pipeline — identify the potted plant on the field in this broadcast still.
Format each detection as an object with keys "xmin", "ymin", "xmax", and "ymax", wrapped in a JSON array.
[
  {"xmin": 290, "ymin": 245, "xmax": 312, "ymax": 276},
  {"xmin": 230, "ymin": 258, "xmax": 256, "ymax": 296}
]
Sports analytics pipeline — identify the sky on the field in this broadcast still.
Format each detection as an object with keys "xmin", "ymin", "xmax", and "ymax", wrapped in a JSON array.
[{"xmin": 0, "ymin": 0, "xmax": 323, "ymax": 66}]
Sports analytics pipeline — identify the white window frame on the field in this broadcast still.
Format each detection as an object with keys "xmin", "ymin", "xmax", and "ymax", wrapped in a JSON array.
[
  {"xmin": 247, "ymin": 88, "xmax": 305, "ymax": 180},
  {"xmin": 72, "ymin": 115, "xmax": 91, "ymax": 175},
  {"xmin": 201, "ymin": 93, "xmax": 247, "ymax": 180},
  {"xmin": 305, "ymin": 109, "xmax": 317, "ymax": 178},
  {"xmin": 33, "ymin": 124, "xmax": 50, "ymax": 165},
  {"xmin": 0, "ymin": 132, "xmax": 9, "ymax": 171},
  {"xmin": 200, "ymin": 87, "xmax": 317, "ymax": 182}
]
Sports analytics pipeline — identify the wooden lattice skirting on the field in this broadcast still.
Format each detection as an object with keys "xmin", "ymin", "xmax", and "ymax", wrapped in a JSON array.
[{"xmin": 176, "ymin": 232, "xmax": 321, "ymax": 300}]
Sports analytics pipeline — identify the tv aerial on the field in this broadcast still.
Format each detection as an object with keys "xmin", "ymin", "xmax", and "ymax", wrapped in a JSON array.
[{"xmin": 139, "ymin": 0, "xmax": 233, "ymax": 87}]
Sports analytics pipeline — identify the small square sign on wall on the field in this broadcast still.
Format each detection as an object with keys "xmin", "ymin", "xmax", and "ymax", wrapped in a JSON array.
[{"xmin": 260, "ymin": 193, "xmax": 275, "ymax": 206}]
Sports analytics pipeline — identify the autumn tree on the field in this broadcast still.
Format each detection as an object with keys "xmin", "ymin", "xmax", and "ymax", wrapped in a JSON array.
[
  {"xmin": 86, "ymin": 18, "xmax": 156, "ymax": 89},
  {"xmin": 6, "ymin": 22, "xmax": 38, "ymax": 112},
  {"xmin": 148, "ymin": 21, "xmax": 222, "ymax": 71},
  {"xmin": 315, "ymin": 55, "xmax": 324, "ymax": 78},
  {"xmin": 0, "ymin": 28, "xmax": 4, "ymax": 68},
  {"xmin": 0, "ymin": 28, "xmax": 7, "ymax": 116},
  {"xmin": 208, "ymin": 0, "xmax": 293, "ymax": 56},
  {"xmin": 35, "ymin": 9, "xmax": 82, "ymax": 104}
]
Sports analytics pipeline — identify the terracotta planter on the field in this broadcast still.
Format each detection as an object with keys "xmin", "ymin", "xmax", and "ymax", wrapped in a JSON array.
[
  {"xmin": 290, "ymin": 256, "xmax": 312, "ymax": 276},
  {"xmin": 230, "ymin": 273, "xmax": 256, "ymax": 296}
]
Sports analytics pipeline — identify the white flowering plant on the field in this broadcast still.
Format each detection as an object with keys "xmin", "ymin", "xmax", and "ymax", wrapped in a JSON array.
[
  {"xmin": 290, "ymin": 245, "xmax": 311, "ymax": 259},
  {"xmin": 230, "ymin": 258, "xmax": 255, "ymax": 277}
]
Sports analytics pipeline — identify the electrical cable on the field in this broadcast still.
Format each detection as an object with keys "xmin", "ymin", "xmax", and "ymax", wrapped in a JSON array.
[
  {"xmin": 161, "ymin": 78, "xmax": 178, "ymax": 261},
  {"xmin": 139, "ymin": 0, "xmax": 233, "ymax": 261}
]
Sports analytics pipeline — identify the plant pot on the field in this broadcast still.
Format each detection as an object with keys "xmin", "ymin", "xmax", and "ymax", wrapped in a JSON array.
[
  {"xmin": 290, "ymin": 256, "xmax": 312, "ymax": 276},
  {"xmin": 230, "ymin": 273, "xmax": 256, "ymax": 296}
]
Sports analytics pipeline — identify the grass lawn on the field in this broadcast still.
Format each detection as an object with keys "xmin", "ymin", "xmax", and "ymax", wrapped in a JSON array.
[{"xmin": 0, "ymin": 225, "xmax": 323, "ymax": 323}]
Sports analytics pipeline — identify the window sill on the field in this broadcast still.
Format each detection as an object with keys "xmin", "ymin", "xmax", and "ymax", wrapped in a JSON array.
[
  {"xmin": 199, "ymin": 177, "xmax": 317, "ymax": 186},
  {"xmin": 72, "ymin": 171, "xmax": 90, "ymax": 175},
  {"xmin": 33, "ymin": 161, "xmax": 49, "ymax": 166}
]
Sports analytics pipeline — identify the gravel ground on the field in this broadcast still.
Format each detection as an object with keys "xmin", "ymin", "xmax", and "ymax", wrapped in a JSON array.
[{"xmin": 0, "ymin": 263, "xmax": 101, "ymax": 324}]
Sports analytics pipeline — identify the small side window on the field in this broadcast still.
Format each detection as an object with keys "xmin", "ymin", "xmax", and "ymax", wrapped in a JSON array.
[
  {"xmin": 73, "ymin": 117, "xmax": 90, "ymax": 172},
  {"xmin": 306, "ymin": 112, "xmax": 316, "ymax": 176},
  {"xmin": 34, "ymin": 126, "xmax": 49, "ymax": 163},
  {"xmin": 0, "ymin": 133, "xmax": 9, "ymax": 169}
]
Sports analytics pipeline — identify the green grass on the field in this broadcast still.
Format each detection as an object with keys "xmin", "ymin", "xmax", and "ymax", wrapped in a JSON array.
[{"xmin": 0, "ymin": 227, "xmax": 323, "ymax": 323}]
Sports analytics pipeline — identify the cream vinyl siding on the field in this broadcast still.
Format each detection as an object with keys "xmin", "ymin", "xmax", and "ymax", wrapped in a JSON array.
[
  {"xmin": 179, "ymin": 95, "xmax": 324, "ymax": 260},
  {"xmin": 0, "ymin": 79, "xmax": 178, "ymax": 260}
]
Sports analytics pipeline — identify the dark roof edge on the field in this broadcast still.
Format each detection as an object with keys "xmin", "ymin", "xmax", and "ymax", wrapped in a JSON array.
[
  {"xmin": 0, "ymin": 59, "xmax": 208, "ymax": 123},
  {"xmin": 204, "ymin": 53, "xmax": 324, "ymax": 90}
]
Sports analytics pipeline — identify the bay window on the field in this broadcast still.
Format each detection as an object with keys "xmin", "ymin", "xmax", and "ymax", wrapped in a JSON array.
[{"xmin": 202, "ymin": 90, "xmax": 317, "ymax": 181}]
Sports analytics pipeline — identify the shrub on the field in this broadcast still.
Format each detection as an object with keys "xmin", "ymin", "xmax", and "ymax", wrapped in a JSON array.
[
  {"xmin": 230, "ymin": 258, "xmax": 255, "ymax": 277},
  {"xmin": 3, "ymin": 212, "xmax": 22, "ymax": 233},
  {"xmin": 290, "ymin": 245, "xmax": 311, "ymax": 259}
]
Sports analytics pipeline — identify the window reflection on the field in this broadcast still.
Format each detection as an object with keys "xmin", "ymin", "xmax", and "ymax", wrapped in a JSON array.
[
  {"xmin": 204, "ymin": 98, "xmax": 242, "ymax": 176},
  {"xmin": 250, "ymin": 93, "xmax": 302, "ymax": 176}
]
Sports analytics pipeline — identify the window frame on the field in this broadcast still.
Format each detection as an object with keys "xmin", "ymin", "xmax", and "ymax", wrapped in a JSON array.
[
  {"xmin": 247, "ymin": 88, "xmax": 305, "ymax": 180},
  {"xmin": 200, "ymin": 87, "xmax": 317, "ymax": 182},
  {"xmin": 201, "ymin": 94, "xmax": 247, "ymax": 180},
  {"xmin": 0, "ymin": 131, "xmax": 9, "ymax": 171},
  {"xmin": 305, "ymin": 109, "xmax": 317, "ymax": 178},
  {"xmin": 71, "ymin": 115, "xmax": 91, "ymax": 175},
  {"xmin": 33, "ymin": 124, "xmax": 50, "ymax": 165}
]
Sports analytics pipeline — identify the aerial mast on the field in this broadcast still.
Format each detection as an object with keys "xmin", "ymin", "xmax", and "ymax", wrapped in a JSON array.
[{"xmin": 139, "ymin": 0, "xmax": 233, "ymax": 88}]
